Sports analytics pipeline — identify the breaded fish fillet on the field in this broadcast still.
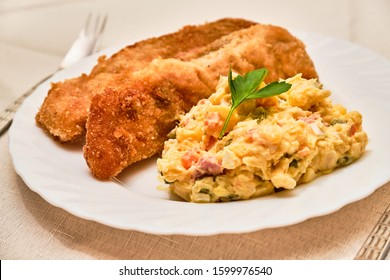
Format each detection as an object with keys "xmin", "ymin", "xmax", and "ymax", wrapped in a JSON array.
[
  {"xmin": 35, "ymin": 18, "xmax": 256, "ymax": 142},
  {"xmin": 83, "ymin": 23, "xmax": 318, "ymax": 179}
]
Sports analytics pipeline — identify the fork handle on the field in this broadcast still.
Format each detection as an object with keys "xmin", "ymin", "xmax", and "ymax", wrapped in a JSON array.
[
  {"xmin": 0, "ymin": 73, "xmax": 53, "ymax": 136},
  {"xmin": 354, "ymin": 201, "xmax": 390, "ymax": 259}
]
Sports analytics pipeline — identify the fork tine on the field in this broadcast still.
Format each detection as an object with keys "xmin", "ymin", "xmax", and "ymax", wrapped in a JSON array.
[
  {"xmin": 60, "ymin": 13, "xmax": 107, "ymax": 68},
  {"xmin": 92, "ymin": 14, "xmax": 108, "ymax": 52},
  {"xmin": 81, "ymin": 13, "xmax": 92, "ymax": 36},
  {"xmin": 82, "ymin": 13, "xmax": 106, "ymax": 37},
  {"xmin": 93, "ymin": 14, "xmax": 107, "ymax": 35},
  {"xmin": 79, "ymin": 14, "xmax": 107, "ymax": 52}
]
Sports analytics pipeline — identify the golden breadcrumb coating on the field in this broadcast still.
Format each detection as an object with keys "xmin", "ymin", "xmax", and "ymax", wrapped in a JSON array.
[
  {"xmin": 83, "ymin": 23, "xmax": 318, "ymax": 179},
  {"xmin": 35, "ymin": 18, "xmax": 257, "ymax": 142}
]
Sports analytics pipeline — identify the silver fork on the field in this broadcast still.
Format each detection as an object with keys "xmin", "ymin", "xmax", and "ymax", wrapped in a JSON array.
[
  {"xmin": 354, "ymin": 200, "xmax": 390, "ymax": 260},
  {"xmin": 0, "ymin": 14, "xmax": 107, "ymax": 136}
]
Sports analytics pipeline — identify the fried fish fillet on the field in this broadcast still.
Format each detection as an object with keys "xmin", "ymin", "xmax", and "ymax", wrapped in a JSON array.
[
  {"xmin": 83, "ymin": 23, "xmax": 319, "ymax": 179},
  {"xmin": 35, "ymin": 18, "xmax": 256, "ymax": 142}
]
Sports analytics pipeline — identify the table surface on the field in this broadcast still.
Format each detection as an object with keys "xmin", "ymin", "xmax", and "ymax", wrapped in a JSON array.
[{"xmin": 1, "ymin": 0, "xmax": 390, "ymax": 260}]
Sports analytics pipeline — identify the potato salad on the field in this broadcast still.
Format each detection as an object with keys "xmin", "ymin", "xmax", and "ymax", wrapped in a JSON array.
[{"xmin": 157, "ymin": 73, "xmax": 368, "ymax": 203}]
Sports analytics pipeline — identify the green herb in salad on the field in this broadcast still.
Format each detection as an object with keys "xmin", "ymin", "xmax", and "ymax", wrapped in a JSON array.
[{"xmin": 218, "ymin": 68, "xmax": 292, "ymax": 139}]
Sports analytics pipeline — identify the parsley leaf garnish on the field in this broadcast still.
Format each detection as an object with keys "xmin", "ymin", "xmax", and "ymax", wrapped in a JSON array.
[{"xmin": 218, "ymin": 68, "xmax": 292, "ymax": 139}]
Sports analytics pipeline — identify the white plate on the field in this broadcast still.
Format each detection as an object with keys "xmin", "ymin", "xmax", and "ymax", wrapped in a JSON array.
[{"xmin": 9, "ymin": 31, "xmax": 390, "ymax": 235}]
